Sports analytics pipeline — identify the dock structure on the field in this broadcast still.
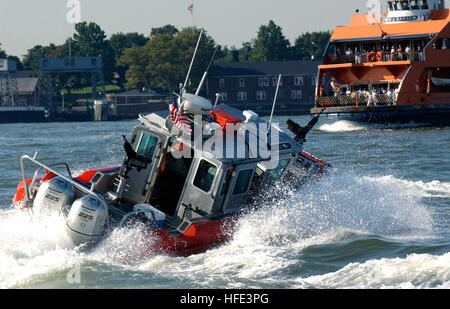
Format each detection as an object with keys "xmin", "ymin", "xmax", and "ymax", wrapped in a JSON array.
[{"xmin": 38, "ymin": 57, "xmax": 105, "ymax": 106}]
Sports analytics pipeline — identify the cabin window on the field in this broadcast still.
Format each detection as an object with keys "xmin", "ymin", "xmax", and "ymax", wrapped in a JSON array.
[
  {"xmin": 269, "ymin": 159, "xmax": 290, "ymax": 183},
  {"xmin": 419, "ymin": 0, "xmax": 428, "ymax": 9},
  {"xmin": 135, "ymin": 132, "xmax": 159, "ymax": 161},
  {"xmin": 193, "ymin": 160, "xmax": 217, "ymax": 193},
  {"xmin": 233, "ymin": 169, "xmax": 253, "ymax": 195}
]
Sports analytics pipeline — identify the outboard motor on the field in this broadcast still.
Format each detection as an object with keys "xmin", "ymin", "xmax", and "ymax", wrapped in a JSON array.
[
  {"xmin": 66, "ymin": 194, "xmax": 107, "ymax": 246},
  {"xmin": 33, "ymin": 176, "xmax": 74, "ymax": 214}
]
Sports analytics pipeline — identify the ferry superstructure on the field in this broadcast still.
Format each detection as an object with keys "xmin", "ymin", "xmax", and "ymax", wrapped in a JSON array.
[{"xmin": 311, "ymin": 0, "xmax": 450, "ymax": 124}]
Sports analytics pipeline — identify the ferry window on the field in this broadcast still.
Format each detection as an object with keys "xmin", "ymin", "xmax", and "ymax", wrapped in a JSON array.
[
  {"xmin": 419, "ymin": 0, "xmax": 428, "ymax": 9},
  {"xmin": 233, "ymin": 169, "xmax": 253, "ymax": 195},
  {"xmin": 269, "ymin": 159, "xmax": 290, "ymax": 183},
  {"xmin": 193, "ymin": 160, "xmax": 217, "ymax": 193},
  {"xmin": 410, "ymin": 0, "xmax": 419, "ymax": 9},
  {"xmin": 400, "ymin": 0, "xmax": 411, "ymax": 10},
  {"xmin": 135, "ymin": 132, "xmax": 159, "ymax": 161}
]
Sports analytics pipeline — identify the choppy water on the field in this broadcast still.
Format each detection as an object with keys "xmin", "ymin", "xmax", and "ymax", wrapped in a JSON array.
[{"xmin": 0, "ymin": 116, "xmax": 449, "ymax": 289}]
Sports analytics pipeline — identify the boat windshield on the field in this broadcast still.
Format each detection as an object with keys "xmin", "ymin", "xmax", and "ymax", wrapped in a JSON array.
[
  {"xmin": 135, "ymin": 132, "xmax": 159, "ymax": 161},
  {"xmin": 269, "ymin": 159, "xmax": 290, "ymax": 183}
]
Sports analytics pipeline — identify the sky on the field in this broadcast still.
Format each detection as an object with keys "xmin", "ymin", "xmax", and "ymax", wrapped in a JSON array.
[{"xmin": 1, "ymin": 0, "xmax": 449, "ymax": 59}]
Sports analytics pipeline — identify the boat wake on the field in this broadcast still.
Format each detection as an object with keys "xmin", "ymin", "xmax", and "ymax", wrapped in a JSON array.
[
  {"xmin": 318, "ymin": 120, "xmax": 367, "ymax": 132},
  {"xmin": 318, "ymin": 120, "xmax": 438, "ymax": 133},
  {"xmin": 0, "ymin": 171, "xmax": 447, "ymax": 288}
]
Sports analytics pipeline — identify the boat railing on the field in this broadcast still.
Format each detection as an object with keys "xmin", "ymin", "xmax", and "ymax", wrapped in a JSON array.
[
  {"xmin": 20, "ymin": 154, "xmax": 110, "ymax": 231},
  {"xmin": 327, "ymin": 50, "xmax": 424, "ymax": 65},
  {"xmin": 316, "ymin": 93, "xmax": 397, "ymax": 107}
]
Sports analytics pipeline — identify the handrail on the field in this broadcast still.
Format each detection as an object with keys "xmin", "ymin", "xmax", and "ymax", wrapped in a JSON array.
[{"xmin": 20, "ymin": 154, "xmax": 110, "ymax": 232}]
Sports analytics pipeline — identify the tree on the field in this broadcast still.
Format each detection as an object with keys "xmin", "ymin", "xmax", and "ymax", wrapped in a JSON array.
[
  {"xmin": 118, "ymin": 27, "xmax": 216, "ymax": 93},
  {"xmin": 293, "ymin": 31, "xmax": 331, "ymax": 60},
  {"xmin": 150, "ymin": 25, "xmax": 179, "ymax": 38},
  {"xmin": 110, "ymin": 32, "xmax": 149, "ymax": 88},
  {"xmin": 0, "ymin": 43, "xmax": 6, "ymax": 58},
  {"xmin": 249, "ymin": 20, "xmax": 291, "ymax": 61},
  {"xmin": 69, "ymin": 22, "xmax": 115, "ymax": 86},
  {"xmin": 22, "ymin": 44, "xmax": 57, "ymax": 76}
]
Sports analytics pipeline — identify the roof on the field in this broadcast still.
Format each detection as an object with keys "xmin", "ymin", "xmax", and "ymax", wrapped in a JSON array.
[
  {"xmin": 17, "ymin": 78, "xmax": 38, "ymax": 94},
  {"xmin": 210, "ymin": 60, "xmax": 322, "ymax": 77},
  {"xmin": 0, "ymin": 77, "xmax": 38, "ymax": 95},
  {"xmin": 330, "ymin": 9, "xmax": 450, "ymax": 42},
  {"xmin": 113, "ymin": 89, "xmax": 161, "ymax": 97}
]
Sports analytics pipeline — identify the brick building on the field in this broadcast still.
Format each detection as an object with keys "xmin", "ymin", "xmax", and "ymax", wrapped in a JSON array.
[{"xmin": 206, "ymin": 60, "xmax": 321, "ymax": 114}]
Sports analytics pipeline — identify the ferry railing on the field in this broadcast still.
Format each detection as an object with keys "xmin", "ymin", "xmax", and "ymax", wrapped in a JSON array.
[
  {"xmin": 20, "ymin": 153, "xmax": 111, "ymax": 232},
  {"xmin": 328, "ymin": 51, "xmax": 424, "ymax": 65},
  {"xmin": 317, "ymin": 93, "xmax": 396, "ymax": 107}
]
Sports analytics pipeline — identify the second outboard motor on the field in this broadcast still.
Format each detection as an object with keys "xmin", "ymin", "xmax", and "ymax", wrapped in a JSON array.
[
  {"xmin": 66, "ymin": 194, "xmax": 107, "ymax": 246},
  {"xmin": 33, "ymin": 176, "xmax": 74, "ymax": 214}
]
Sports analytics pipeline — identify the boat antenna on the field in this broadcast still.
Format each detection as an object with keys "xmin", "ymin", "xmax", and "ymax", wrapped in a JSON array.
[
  {"xmin": 195, "ymin": 45, "xmax": 218, "ymax": 95},
  {"xmin": 213, "ymin": 93, "xmax": 220, "ymax": 112},
  {"xmin": 183, "ymin": 28, "xmax": 204, "ymax": 92},
  {"xmin": 268, "ymin": 74, "xmax": 282, "ymax": 136}
]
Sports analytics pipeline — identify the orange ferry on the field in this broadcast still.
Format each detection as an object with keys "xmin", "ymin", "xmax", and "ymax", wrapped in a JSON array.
[{"xmin": 311, "ymin": 0, "xmax": 450, "ymax": 124}]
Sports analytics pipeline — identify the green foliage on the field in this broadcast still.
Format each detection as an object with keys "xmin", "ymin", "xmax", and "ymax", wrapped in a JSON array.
[
  {"xmin": 294, "ymin": 31, "xmax": 331, "ymax": 60},
  {"xmin": 0, "ymin": 43, "xmax": 6, "ymax": 58},
  {"xmin": 22, "ymin": 44, "xmax": 57, "ymax": 76},
  {"xmin": 248, "ymin": 20, "xmax": 291, "ymax": 61},
  {"xmin": 16, "ymin": 20, "xmax": 331, "ymax": 95},
  {"xmin": 118, "ymin": 27, "xmax": 216, "ymax": 93},
  {"xmin": 150, "ymin": 25, "xmax": 179, "ymax": 38}
]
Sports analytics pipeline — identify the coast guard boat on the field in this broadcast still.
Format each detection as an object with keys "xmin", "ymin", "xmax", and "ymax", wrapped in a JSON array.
[{"xmin": 13, "ymin": 32, "xmax": 329, "ymax": 256}]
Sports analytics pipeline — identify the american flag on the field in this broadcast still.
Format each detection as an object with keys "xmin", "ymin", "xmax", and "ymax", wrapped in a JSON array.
[
  {"xmin": 169, "ymin": 97, "xmax": 192, "ymax": 134},
  {"xmin": 187, "ymin": 4, "xmax": 194, "ymax": 15}
]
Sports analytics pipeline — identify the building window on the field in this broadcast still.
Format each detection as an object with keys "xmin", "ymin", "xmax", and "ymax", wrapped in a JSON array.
[
  {"xmin": 272, "ymin": 76, "xmax": 283, "ymax": 86},
  {"xmin": 294, "ymin": 76, "xmax": 304, "ymax": 86},
  {"xmin": 311, "ymin": 77, "xmax": 317, "ymax": 86},
  {"xmin": 239, "ymin": 78, "xmax": 245, "ymax": 88},
  {"xmin": 291, "ymin": 90, "xmax": 302, "ymax": 100},
  {"xmin": 237, "ymin": 91, "xmax": 247, "ymax": 102},
  {"xmin": 256, "ymin": 90, "xmax": 266, "ymax": 101},
  {"xmin": 218, "ymin": 92, "xmax": 228, "ymax": 101},
  {"xmin": 219, "ymin": 78, "xmax": 225, "ymax": 88},
  {"xmin": 258, "ymin": 77, "xmax": 269, "ymax": 87}
]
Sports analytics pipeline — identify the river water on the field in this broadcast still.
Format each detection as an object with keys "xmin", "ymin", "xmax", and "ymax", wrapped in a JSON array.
[{"xmin": 0, "ymin": 115, "xmax": 449, "ymax": 289}]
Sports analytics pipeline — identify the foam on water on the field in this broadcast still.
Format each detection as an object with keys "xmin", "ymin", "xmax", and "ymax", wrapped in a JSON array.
[
  {"xmin": 318, "ymin": 120, "xmax": 367, "ymax": 132},
  {"xmin": 0, "ymin": 171, "xmax": 446, "ymax": 288},
  {"xmin": 299, "ymin": 252, "xmax": 450, "ymax": 289}
]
